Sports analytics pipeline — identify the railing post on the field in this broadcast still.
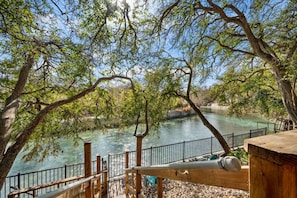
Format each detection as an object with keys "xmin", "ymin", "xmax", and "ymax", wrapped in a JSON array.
[
  {"xmin": 182, "ymin": 141, "xmax": 185, "ymax": 162},
  {"xmin": 150, "ymin": 147, "xmax": 153, "ymax": 165},
  {"xmin": 125, "ymin": 150, "xmax": 129, "ymax": 196},
  {"xmin": 136, "ymin": 135, "xmax": 143, "ymax": 198},
  {"xmin": 103, "ymin": 171, "xmax": 108, "ymax": 196},
  {"xmin": 157, "ymin": 177, "xmax": 163, "ymax": 198},
  {"xmin": 84, "ymin": 142, "xmax": 92, "ymax": 198},
  {"xmin": 97, "ymin": 155, "xmax": 101, "ymax": 197},
  {"xmin": 210, "ymin": 137, "xmax": 213, "ymax": 154},
  {"xmin": 64, "ymin": 164, "xmax": 67, "ymax": 179},
  {"xmin": 232, "ymin": 133, "xmax": 234, "ymax": 149},
  {"xmin": 249, "ymin": 129, "xmax": 252, "ymax": 138},
  {"xmin": 17, "ymin": 173, "xmax": 21, "ymax": 190},
  {"xmin": 101, "ymin": 155, "xmax": 108, "ymax": 196},
  {"xmin": 97, "ymin": 155, "xmax": 101, "ymax": 174},
  {"xmin": 108, "ymin": 154, "xmax": 111, "ymax": 174},
  {"xmin": 101, "ymin": 157, "xmax": 105, "ymax": 171}
]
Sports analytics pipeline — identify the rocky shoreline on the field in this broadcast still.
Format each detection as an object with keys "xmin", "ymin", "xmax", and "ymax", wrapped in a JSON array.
[{"xmin": 81, "ymin": 103, "xmax": 231, "ymax": 130}]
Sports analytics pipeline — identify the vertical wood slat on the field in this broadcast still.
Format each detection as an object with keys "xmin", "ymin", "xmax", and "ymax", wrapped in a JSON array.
[
  {"xmin": 132, "ymin": 171, "xmax": 135, "ymax": 198},
  {"xmin": 281, "ymin": 164, "xmax": 297, "ymax": 198},
  {"xmin": 157, "ymin": 177, "xmax": 163, "ymax": 198},
  {"xmin": 84, "ymin": 142, "xmax": 92, "ymax": 198},
  {"xmin": 96, "ymin": 155, "xmax": 101, "ymax": 198},
  {"xmin": 136, "ymin": 135, "xmax": 143, "ymax": 198},
  {"xmin": 103, "ymin": 171, "xmax": 108, "ymax": 195},
  {"xmin": 249, "ymin": 153, "xmax": 280, "ymax": 197}
]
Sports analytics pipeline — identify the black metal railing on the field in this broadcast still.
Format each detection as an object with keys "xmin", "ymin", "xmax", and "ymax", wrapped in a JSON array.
[
  {"xmin": 106, "ymin": 127, "xmax": 268, "ymax": 179},
  {"xmin": 2, "ymin": 124, "xmax": 273, "ymax": 197}
]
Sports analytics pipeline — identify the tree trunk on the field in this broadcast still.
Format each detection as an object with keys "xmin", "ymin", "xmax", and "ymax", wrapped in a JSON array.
[
  {"xmin": 273, "ymin": 69, "xmax": 297, "ymax": 124},
  {"xmin": 186, "ymin": 98, "xmax": 231, "ymax": 154},
  {"xmin": 0, "ymin": 109, "xmax": 47, "ymax": 191},
  {"xmin": 0, "ymin": 99, "xmax": 20, "ymax": 162},
  {"xmin": 0, "ymin": 105, "xmax": 20, "ymax": 190}
]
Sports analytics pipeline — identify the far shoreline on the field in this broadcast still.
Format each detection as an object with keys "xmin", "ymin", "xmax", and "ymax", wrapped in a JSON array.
[{"xmin": 81, "ymin": 102, "xmax": 274, "ymax": 131}]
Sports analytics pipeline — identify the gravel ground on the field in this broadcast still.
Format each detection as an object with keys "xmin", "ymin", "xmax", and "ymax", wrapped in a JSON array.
[
  {"xmin": 142, "ymin": 180, "xmax": 249, "ymax": 198},
  {"xmin": 108, "ymin": 179, "xmax": 249, "ymax": 198}
]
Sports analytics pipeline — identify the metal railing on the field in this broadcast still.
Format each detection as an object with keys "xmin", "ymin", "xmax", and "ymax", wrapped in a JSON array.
[
  {"xmin": 107, "ymin": 127, "xmax": 268, "ymax": 178},
  {"xmin": 2, "ymin": 161, "xmax": 99, "ymax": 198},
  {"xmin": 2, "ymin": 125, "xmax": 272, "ymax": 197}
]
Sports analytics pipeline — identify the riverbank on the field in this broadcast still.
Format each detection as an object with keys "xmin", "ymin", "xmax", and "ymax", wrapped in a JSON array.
[
  {"xmin": 82, "ymin": 107, "xmax": 198, "ymax": 130},
  {"xmin": 84, "ymin": 103, "xmax": 230, "ymax": 130},
  {"xmin": 205, "ymin": 103, "xmax": 229, "ymax": 111}
]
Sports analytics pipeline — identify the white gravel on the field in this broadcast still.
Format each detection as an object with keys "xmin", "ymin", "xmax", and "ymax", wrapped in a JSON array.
[
  {"xmin": 142, "ymin": 180, "xmax": 249, "ymax": 198},
  {"xmin": 108, "ymin": 178, "xmax": 249, "ymax": 198}
]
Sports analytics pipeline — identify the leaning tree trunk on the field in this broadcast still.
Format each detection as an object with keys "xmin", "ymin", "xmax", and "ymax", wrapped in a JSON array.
[
  {"xmin": 273, "ymin": 67, "xmax": 297, "ymax": 124},
  {"xmin": 186, "ymin": 98, "xmax": 231, "ymax": 154},
  {"xmin": 0, "ymin": 100, "xmax": 21, "ymax": 190},
  {"xmin": 0, "ymin": 105, "xmax": 49, "ymax": 191},
  {"xmin": 204, "ymin": 0, "xmax": 297, "ymax": 125},
  {"xmin": 0, "ymin": 56, "xmax": 34, "ymax": 190}
]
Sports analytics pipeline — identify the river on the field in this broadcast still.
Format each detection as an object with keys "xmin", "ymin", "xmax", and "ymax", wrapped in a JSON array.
[{"xmin": 9, "ymin": 109, "xmax": 269, "ymax": 176}]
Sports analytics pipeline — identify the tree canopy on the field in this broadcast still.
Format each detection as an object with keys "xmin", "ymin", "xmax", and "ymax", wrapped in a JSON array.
[
  {"xmin": 150, "ymin": 0, "xmax": 297, "ymax": 121},
  {"xmin": 0, "ymin": 0, "xmax": 161, "ymax": 189}
]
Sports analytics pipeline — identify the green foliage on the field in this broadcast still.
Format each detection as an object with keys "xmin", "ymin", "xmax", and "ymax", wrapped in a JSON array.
[
  {"xmin": 0, "ymin": 0, "xmax": 154, "ymax": 165},
  {"xmin": 228, "ymin": 148, "xmax": 248, "ymax": 165},
  {"xmin": 149, "ymin": 0, "xmax": 297, "ymax": 122},
  {"xmin": 212, "ymin": 65, "xmax": 286, "ymax": 118}
]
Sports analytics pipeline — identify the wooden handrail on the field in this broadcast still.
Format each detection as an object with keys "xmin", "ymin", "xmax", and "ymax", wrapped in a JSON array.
[
  {"xmin": 8, "ymin": 170, "xmax": 108, "ymax": 198},
  {"xmin": 37, "ymin": 173, "xmax": 102, "ymax": 198},
  {"xmin": 126, "ymin": 160, "xmax": 249, "ymax": 197},
  {"xmin": 8, "ymin": 175, "xmax": 84, "ymax": 198},
  {"xmin": 138, "ymin": 166, "xmax": 249, "ymax": 191},
  {"xmin": 8, "ymin": 143, "xmax": 108, "ymax": 198}
]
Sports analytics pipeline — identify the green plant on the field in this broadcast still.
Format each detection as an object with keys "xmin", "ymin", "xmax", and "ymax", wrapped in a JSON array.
[{"xmin": 228, "ymin": 148, "xmax": 249, "ymax": 165}]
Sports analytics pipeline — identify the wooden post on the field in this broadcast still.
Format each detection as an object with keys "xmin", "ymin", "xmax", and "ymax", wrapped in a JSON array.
[
  {"xmin": 136, "ymin": 135, "xmax": 143, "ymax": 197},
  {"xmin": 244, "ymin": 130, "xmax": 297, "ymax": 198},
  {"xmin": 97, "ymin": 155, "xmax": 101, "ymax": 174},
  {"xmin": 157, "ymin": 177, "xmax": 163, "ymax": 198},
  {"xmin": 97, "ymin": 155, "xmax": 101, "ymax": 198},
  {"xmin": 84, "ymin": 142, "xmax": 92, "ymax": 198},
  {"xmin": 104, "ymin": 171, "xmax": 108, "ymax": 195},
  {"xmin": 132, "ymin": 171, "xmax": 135, "ymax": 198}
]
